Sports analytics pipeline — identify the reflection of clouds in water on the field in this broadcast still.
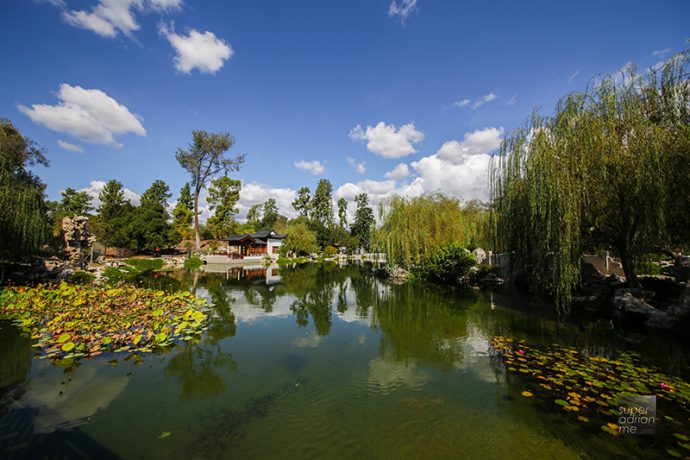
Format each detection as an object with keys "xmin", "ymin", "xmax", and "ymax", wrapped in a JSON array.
[
  {"xmin": 291, "ymin": 332, "xmax": 323, "ymax": 348},
  {"xmin": 17, "ymin": 361, "xmax": 130, "ymax": 433},
  {"xmin": 336, "ymin": 304, "xmax": 372, "ymax": 326},
  {"xmin": 230, "ymin": 295, "xmax": 295, "ymax": 323},
  {"xmin": 357, "ymin": 331, "xmax": 367, "ymax": 345},
  {"xmin": 442, "ymin": 325, "xmax": 495, "ymax": 383},
  {"xmin": 367, "ymin": 357, "xmax": 428, "ymax": 392}
]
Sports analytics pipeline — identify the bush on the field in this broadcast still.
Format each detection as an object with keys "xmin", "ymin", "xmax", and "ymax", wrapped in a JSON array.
[
  {"xmin": 184, "ymin": 256, "xmax": 203, "ymax": 269},
  {"xmin": 324, "ymin": 245, "xmax": 337, "ymax": 257},
  {"xmin": 415, "ymin": 242, "xmax": 476, "ymax": 283},
  {"xmin": 124, "ymin": 258, "xmax": 164, "ymax": 271},
  {"xmin": 103, "ymin": 266, "xmax": 129, "ymax": 284},
  {"xmin": 67, "ymin": 271, "xmax": 95, "ymax": 285}
]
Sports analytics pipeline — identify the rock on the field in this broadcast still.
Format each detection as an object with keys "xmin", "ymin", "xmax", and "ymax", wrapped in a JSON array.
[
  {"xmin": 581, "ymin": 261, "xmax": 605, "ymax": 284},
  {"xmin": 613, "ymin": 290, "xmax": 656, "ymax": 316},
  {"xmin": 388, "ymin": 266, "xmax": 410, "ymax": 282},
  {"xmin": 645, "ymin": 310, "xmax": 676, "ymax": 329},
  {"xmin": 478, "ymin": 273, "xmax": 504, "ymax": 289},
  {"xmin": 605, "ymin": 274, "xmax": 626, "ymax": 289},
  {"xmin": 573, "ymin": 294, "xmax": 608, "ymax": 311},
  {"xmin": 61, "ymin": 216, "xmax": 96, "ymax": 269},
  {"xmin": 638, "ymin": 275, "xmax": 682, "ymax": 300},
  {"xmin": 472, "ymin": 248, "xmax": 487, "ymax": 265}
]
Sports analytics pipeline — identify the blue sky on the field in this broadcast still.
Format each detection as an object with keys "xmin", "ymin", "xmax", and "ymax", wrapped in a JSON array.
[{"xmin": 2, "ymin": 0, "xmax": 688, "ymax": 219}]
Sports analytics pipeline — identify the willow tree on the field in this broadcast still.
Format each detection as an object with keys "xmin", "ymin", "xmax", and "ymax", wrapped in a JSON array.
[
  {"xmin": 490, "ymin": 51, "xmax": 690, "ymax": 312},
  {"xmin": 376, "ymin": 193, "xmax": 487, "ymax": 267},
  {"xmin": 0, "ymin": 119, "xmax": 49, "ymax": 262}
]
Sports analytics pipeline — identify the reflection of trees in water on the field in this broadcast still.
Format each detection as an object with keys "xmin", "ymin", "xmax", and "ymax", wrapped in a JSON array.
[
  {"xmin": 370, "ymin": 283, "xmax": 479, "ymax": 371},
  {"xmin": 165, "ymin": 272, "xmax": 239, "ymax": 400},
  {"xmin": 0, "ymin": 321, "xmax": 33, "ymax": 412}
]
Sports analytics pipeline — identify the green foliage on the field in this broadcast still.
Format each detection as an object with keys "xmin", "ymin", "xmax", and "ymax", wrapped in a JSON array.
[
  {"xmin": 415, "ymin": 243, "xmax": 476, "ymax": 283},
  {"xmin": 66, "ymin": 271, "xmax": 95, "ymax": 285},
  {"xmin": 206, "ymin": 176, "xmax": 241, "ymax": 239},
  {"xmin": 59, "ymin": 188, "xmax": 93, "ymax": 217},
  {"xmin": 292, "ymin": 186, "xmax": 311, "ymax": 217},
  {"xmin": 324, "ymin": 245, "xmax": 337, "ymax": 256},
  {"xmin": 172, "ymin": 183, "xmax": 194, "ymax": 241},
  {"xmin": 376, "ymin": 193, "xmax": 488, "ymax": 267},
  {"xmin": 337, "ymin": 197, "xmax": 348, "ymax": 228},
  {"xmin": 281, "ymin": 221, "xmax": 318, "ymax": 256},
  {"xmin": 96, "ymin": 179, "xmax": 135, "ymax": 250},
  {"xmin": 129, "ymin": 180, "xmax": 174, "ymax": 251},
  {"xmin": 490, "ymin": 50, "xmax": 690, "ymax": 312},
  {"xmin": 310, "ymin": 179, "xmax": 334, "ymax": 226},
  {"xmin": 351, "ymin": 193, "xmax": 375, "ymax": 250},
  {"xmin": 0, "ymin": 119, "xmax": 49, "ymax": 261},
  {"xmin": 184, "ymin": 256, "xmax": 203, "ymax": 269},
  {"xmin": 0, "ymin": 282, "xmax": 207, "ymax": 360},
  {"xmin": 125, "ymin": 258, "xmax": 165, "ymax": 271},
  {"xmin": 260, "ymin": 198, "xmax": 280, "ymax": 229},
  {"xmin": 176, "ymin": 130, "xmax": 246, "ymax": 248}
]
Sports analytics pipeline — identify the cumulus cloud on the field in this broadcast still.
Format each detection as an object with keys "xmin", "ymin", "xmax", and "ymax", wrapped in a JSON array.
[
  {"xmin": 435, "ymin": 127, "xmax": 503, "ymax": 164},
  {"xmin": 159, "ymin": 23, "xmax": 233, "ymax": 74},
  {"xmin": 294, "ymin": 160, "xmax": 325, "ymax": 175},
  {"xmin": 337, "ymin": 126, "xmax": 504, "ymax": 207},
  {"xmin": 79, "ymin": 180, "xmax": 141, "ymax": 208},
  {"xmin": 347, "ymin": 157, "xmax": 366, "ymax": 175},
  {"xmin": 388, "ymin": 0, "xmax": 417, "ymax": 23},
  {"xmin": 18, "ymin": 84, "xmax": 146, "ymax": 146},
  {"xmin": 235, "ymin": 182, "xmax": 298, "ymax": 221},
  {"xmin": 57, "ymin": 140, "xmax": 84, "ymax": 153},
  {"xmin": 384, "ymin": 163, "xmax": 410, "ymax": 181},
  {"xmin": 61, "ymin": 0, "xmax": 181, "ymax": 38},
  {"xmin": 349, "ymin": 121, "xmax": 424, "ymax": 159}
]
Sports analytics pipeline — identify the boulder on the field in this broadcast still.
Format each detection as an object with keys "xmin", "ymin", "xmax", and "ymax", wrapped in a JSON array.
[
  {"xmin": 613, "ymin": 289, "xmax": 656, "ymax": 316},
  {"xmin": 638, "ymin": 275, "xmax": 682, "ymax": 300},
  {"xmin": 388, "ymin": 266, "xmax": 410, "ymax": 283},
  {"xmin": 472, "ymin": 248, "xmax": 487, "ymax": 265},
  {"xmin": 478, "ymin": 273, "xmax": 505, "ymax": 289}
]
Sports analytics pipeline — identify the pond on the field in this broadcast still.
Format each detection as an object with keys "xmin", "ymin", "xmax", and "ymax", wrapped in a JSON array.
[{"xmin": 1, "ymin": 263, "xmax": 689, "ymax": 459}]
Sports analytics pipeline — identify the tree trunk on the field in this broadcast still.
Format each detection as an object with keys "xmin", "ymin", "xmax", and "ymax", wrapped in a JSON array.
[
  {"xmin": 619, "ymin": 246, "xmax": 641, "ymax": 289},
  {"xmin": 194, "ymin": 190, "xmax": 201, "ymax": 250}
]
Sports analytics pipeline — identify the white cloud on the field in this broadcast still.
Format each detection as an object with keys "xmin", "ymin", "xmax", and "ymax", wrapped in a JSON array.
[
  {"xmin": 159, "ymin": 23, "xmax": 233, "ymax": 74},
  {"xmin": 57, "ymin": 140, "xmax": 84, "ymax": 153},
  {"xmin": 347, "ymin": 157, "xmax": 366, "ymax": 175},
  {"xmin": 337, "ymin": 126, "xmax": 503, "ymax": 207},
  {"xmin": 294, "ymin": 160, "xmax": 325, "ymax": 175},
  {"xmin": 506, "ymin": 94, "xmax": 518, "ymax": 106},
  {"xmin": 61, "ymin": 0, "xmax": 181, "ymax": 38},
  {"xmin": 235, "ymin": 182, "xmax": 298, "ymax": 221},
  {"xmin": 388, "ymin": 0, "xmax": 417, "ymax": 23},
  {"xmin": 435, "ymin": 127, "xmax": 503, "ymax": 164},
  {"xmin": 453, "ymin": 99, "xmax": 470, "ymax": 108},
  {"xmin": 472, "ymin": 92, "xmax": 497, "ymax": 109},
  {"xmin": 349, "ymin": 121, "xmax": 424, "ymax": 159},
  {"xmin": 567, "ymin": 69, "xmax": 579, "ymax": 84},
  {"xmin": 384, "ymin": 163, "xmax": 409, "ymax": 181},
  {"xmin": 652, "ymin": 47, "xmax": 671, "ymax": 57},
  {"xmin": 79, "ymin": 180, "xmax": 141, "ymax": 208},
  {"xmin": 18, "ymin": 84, "xmax": 146, "ymax": 146}
]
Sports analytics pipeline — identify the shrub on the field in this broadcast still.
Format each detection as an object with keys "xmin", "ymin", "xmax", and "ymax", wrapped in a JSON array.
[
  {"xmin": 415, "ymin": 242, "xmax": 476, "ymax": 283},
  {"xmin": 184, "ymin": 256, "xmax": 203, "ymax": 269},
  {"xmin": 324, "ymin": 245, "xmax": 337, "ymax": 257},
  {"xmin": 67, "ymin": 271, "xmax": 95, "ymax": 285},
  {"xmin": 125, "ymin": 258, "xmax": 164, "ymax": 271}
]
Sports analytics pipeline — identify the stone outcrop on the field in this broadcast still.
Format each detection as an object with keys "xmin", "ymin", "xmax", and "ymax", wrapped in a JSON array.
[
  {"xmin": 61, "ymin": 216, "xmax": 96, "ymax": 269},
  {"xmin": 472, "ymin": 248, "xmax": 487, "ymax": 265},
  {"xmin": 388, "ymin": 266, "xmax": 410, "ymax": 283}
]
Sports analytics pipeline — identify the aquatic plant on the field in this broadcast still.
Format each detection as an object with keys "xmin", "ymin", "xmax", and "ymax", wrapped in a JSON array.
[
  {"xmin": 184, "ymin": 256, "xmax": 203, "ymax": 269},
  {"xmin": 490, "ymin": 336, "xmax": 690, "ymax": 451},
  {"xmin": 0, "ymin": 282, "xmax": 207, "ymax": 360}
]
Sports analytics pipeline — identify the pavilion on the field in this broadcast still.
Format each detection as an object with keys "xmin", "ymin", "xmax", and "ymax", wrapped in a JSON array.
[{"xmin": 223, "ymin": 229, "xmax": 287, "ymax": 259}]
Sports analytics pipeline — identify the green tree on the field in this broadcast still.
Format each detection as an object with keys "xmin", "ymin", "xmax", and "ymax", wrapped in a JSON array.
[
  {"xmin": 310, "ymin": 179, "xmax": 334, "ymax": 226},
  {"xmin": 246, "ymin": 203, "xmax": 262, "ymax": 229},
  {"xmin": 59, "ymin": 188, "xmax": 93, "ymax": 216},
  {"xmin": 282, "ymin": 221, "xmax": 318, "ymax": 256},
  {"xmin": 260, "ymin": 198, "xmax": 279, "ymax": 229},
  {"xmin": 97, "ymin": 180, "xmax": 134, "ymax": 250},
  {"xmin": 490, "ymin": 52, "xmax": 690, "ymax": 312},
  {"xmin": 130, "ymin": 180, "xmax": 173, "ymax": 251},
  {"xmin": 176, "ymin": 130, "xmax": 246, "ymax": 249},
  {"xmin": 0, "ymin": 119, "xmax": 49, "ymax": 261},
  {"xmin": 206, "ymin": 176, "xmax": 241, "ymax": 239},
  {"xmin": 351, "ymin": 193, "xmax": 374, "ymax": 251},
  {"xmin": 172, "ymin": 183, "xmax": 194, "ymax": 241},
  {"xmin": 292, "ymin": 186, "xmax": 311, "ymax": 217},
  {"xmin": 337, "ymin": 197, "xmax": 348, "ymax": 228}
]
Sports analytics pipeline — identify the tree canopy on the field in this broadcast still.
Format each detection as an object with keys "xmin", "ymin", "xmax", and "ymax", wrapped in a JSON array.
[{"xmin": 206, "ymin": 176, "xmax": 241, "ymax": 239}]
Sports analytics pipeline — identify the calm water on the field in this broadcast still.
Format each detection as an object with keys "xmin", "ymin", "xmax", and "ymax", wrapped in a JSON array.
[{"xmin": 1, "ymin": 263, "xmax": 689, "ymax": 459}]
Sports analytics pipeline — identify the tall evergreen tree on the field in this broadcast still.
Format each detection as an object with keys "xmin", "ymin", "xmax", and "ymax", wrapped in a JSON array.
[
  {"xmin": 59, "ymin": 188, "xmax": 93, "ymax": 216},
  {"xmin": 337, "ymin": 197, "xmax": 348, "ymax": 228},
  {"xmin": 260, "ymin": 198, "xmax": 279, "ymax": 229},
  {"xmin": 351, "ymin": 193, "xmax": 375, "ymax": 250},
  {"xmin": 131, "ymin": 180, "xmax": 173, "ymax": 251},
  {"xmin": 292, "ymin": 186, "xmax": 311, "ymax": 217},
  {"xmin": 310, "ymin": 179, "xmax": 334, "ymax": 226},
  {"xmin": 97, "ymin": 179, "xmax": 133, "ymax": 250},
  {"xmin": 172, "ymin": 183, "xmax": 194, "ymax": 240},
  {"xmin": 206, "ymin": 176, "xmax": 241, "ymax": 239}
]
